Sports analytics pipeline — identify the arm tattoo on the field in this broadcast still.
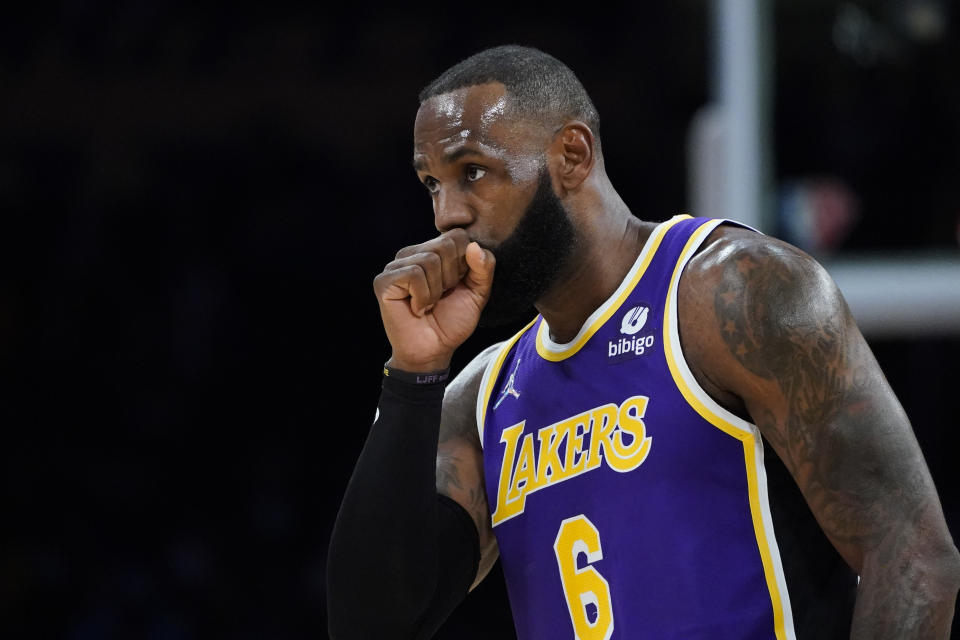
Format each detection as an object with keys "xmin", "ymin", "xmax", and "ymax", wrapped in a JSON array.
[
  {"xmin": 711, "ymin": 246, "xmax": 958, "ymax": 637},
  {"xmin": 436, "ymin": 451, "xmax": 489, "ymax": 535},
  {"xmin": 436, "ymin": 452, "xmax": 465, "ymax": 494},
  {"xmin": 436, "ymin": 393, "xmax": 488, "ymax": 534},
  {"xmin": 713, "ymin": 253, "xmax": 849, "ymax": 455},
  {"xmin": 713, "ymin": 250, "xmax": 927, "ymax": 546}
]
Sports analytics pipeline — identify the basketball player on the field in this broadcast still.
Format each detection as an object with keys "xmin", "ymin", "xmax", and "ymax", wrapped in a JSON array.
[{"xmin": 327, "ymin": 46, "xmax": 960, "ymax": 639}]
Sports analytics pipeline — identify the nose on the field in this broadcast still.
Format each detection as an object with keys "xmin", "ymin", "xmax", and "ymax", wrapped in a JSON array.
[{"xmin": 434, "ymin": 187, "xmax": 474, "ymax": 233}]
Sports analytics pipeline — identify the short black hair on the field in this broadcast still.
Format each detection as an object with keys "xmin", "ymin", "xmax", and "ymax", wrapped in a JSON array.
[{"xmin": 419, "ymin": 45, "xmax": 601, "ymax": 147}]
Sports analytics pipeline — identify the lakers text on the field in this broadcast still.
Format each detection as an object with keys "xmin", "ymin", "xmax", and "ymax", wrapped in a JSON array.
[{"xmin": 492, "ymin": 396, "xmax": 652, "ymax": 526}]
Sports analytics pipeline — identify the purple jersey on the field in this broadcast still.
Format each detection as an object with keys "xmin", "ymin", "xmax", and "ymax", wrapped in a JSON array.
[{"xmin": 476, "ymin": 216, "xmax": 797, "ymax": 640}]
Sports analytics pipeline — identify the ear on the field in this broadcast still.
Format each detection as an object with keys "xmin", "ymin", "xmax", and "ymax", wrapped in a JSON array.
[{"xmin": 552, "ymin": 122, "xmax": 596, "ymax": 192}]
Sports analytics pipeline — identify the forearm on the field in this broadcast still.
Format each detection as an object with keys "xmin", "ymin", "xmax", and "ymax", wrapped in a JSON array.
[
  {"xmin": 850, "ymin": 544, "xmax": 960, "ymax": 638},
  {"xmin": 327, "ymin": 376, "xmax": 477, "ymax": 639}
]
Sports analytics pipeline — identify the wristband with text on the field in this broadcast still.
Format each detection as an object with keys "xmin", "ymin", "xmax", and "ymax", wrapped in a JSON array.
[{"xmin": 382, "ymin": 363, "xmax": 450, "ymax": 385}]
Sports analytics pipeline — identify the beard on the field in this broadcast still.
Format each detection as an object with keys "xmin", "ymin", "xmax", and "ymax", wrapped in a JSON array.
[{"xmin": 478, "ymin": 169, "xmax": 578, "ymax": 327}]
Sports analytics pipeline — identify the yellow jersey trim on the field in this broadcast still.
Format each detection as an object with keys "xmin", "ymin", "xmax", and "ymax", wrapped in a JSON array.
[
  {"xmin": 477, "ymin": 316, "xmax": 540, "ymax": 444},
  {"xmin": 662, "ymin": 218, "xmax": 797, "ymax": 640},
  {"xmin": 535, "ymin": 215, "xmax": 691, "ymax": 362}
]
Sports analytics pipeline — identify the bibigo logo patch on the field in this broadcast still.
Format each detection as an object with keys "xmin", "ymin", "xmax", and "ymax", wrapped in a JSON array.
[
  {"xmin": 620, "ymin": 305, "xmax": 648, "ymax": 335},
  {"xmin": 608, "ymin": 304, "xmax": 656, "ymax": 362}
]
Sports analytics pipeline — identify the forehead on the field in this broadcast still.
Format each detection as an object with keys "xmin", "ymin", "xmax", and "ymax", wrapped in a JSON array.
[{"xmin": 413, "ymin": 83, "xmax": 540, "ymax": 161}]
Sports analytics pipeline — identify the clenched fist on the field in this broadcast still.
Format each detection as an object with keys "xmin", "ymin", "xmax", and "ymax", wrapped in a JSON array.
[{"xmin": 373, "ymin": 228, "xmax": 495, "ymax": 373}]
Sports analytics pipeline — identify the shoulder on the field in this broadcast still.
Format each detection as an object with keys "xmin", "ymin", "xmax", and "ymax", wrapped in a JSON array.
[
  {"xmin": 681, "ymin": 223, "xmax": 843, "ymax": 321},
  {"xmin": 683, "ymin": 223, "xmax": 834, "ymax": 291},
  {"xmin": 677, "ymin": 223, "xmax": 851, "ymax": 400},
  {"xmin": 440, "ymin": 342, "xmax": 504, "ymax": 445}
]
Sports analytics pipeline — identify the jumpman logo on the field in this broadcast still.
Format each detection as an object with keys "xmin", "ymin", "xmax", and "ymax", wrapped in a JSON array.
[{"xmin": 493, "ymin": 359, "xmax": 522, "ymax": 410}]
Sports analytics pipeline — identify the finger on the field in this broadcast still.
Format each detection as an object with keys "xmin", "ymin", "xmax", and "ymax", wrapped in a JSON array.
[
  {"xmin": 394, "ymin": 228, "xmax": 470, "ymax": 260},
  {"xmin": 374, "ymin": 264, "xmax": 434, "ymax": 316},
  {"xmin": 439, "ymin": 232, "xmax": 471, "ymax": 290},
  {"xmin": 463, "ymin": 242, "xmax": 495, "ymax": 300},
  {"xmin": 382, "ymin": 252, "xmax": 443, "ymax": 308},
  {"xmin": 395, "ymin": 230, "xmax": 470, "ymax": 290}
]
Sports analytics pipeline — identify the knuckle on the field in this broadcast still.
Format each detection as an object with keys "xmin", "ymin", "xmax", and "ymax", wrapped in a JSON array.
[
  {"xmin": 437, "ymin": 235, "xmax": 455, "ymax": 251},
  {"xmin": 436, "ymin": 228, "xmax": 464, "ymax": 250},
  {"xmin": 395, "ymin": 244, "xmax": 420, "ymax": 260},
  {"xmin": 447, "ymin": 227, "xmax": 469, "ymax": 243},
  {"xmin": 373, "ymin": 269, "xmax": 392, "ymax": 288},
  {"xmin": 419, "ymin": 251, "xmax": 442, "ymax": 272},
  {"xmin": 412, "ymin": 262, "xmax": 433, "ymax": 284}
]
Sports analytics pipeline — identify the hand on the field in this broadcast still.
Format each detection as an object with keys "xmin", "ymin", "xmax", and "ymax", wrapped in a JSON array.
[{"xmin": 373, "ymin": 228, "xmax": 496, "ymax": 372}]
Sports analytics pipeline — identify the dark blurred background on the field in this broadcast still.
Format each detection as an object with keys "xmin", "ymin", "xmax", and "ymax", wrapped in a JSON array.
[{"xmin": 2, "ymin": 1, "xmax": 958, "ymax": 638}]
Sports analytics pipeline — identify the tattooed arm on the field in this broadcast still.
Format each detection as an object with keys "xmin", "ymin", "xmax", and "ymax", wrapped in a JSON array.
[
  {"xmin": 679, "ymin": 226, "xmax": 960, "ymax": 639},
  {"xmin": 437, "ymin": 343, "xmax": 500, "ymax": 590}
]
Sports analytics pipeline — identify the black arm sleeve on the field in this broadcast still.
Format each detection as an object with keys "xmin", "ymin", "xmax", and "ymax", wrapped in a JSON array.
[{"xmin": 327, "ymin": 375, "xmax": 481, "ymax": 640}]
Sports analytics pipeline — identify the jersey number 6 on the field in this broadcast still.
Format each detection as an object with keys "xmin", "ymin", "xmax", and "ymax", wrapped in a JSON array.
[{"xmin": 553, "ymin": 515, "xmax": 614, "ymax": 640}]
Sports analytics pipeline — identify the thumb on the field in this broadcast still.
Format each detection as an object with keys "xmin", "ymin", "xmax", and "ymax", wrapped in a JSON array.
[{"xmin": 463, "ymin": 241, "xmax": 495, "ymax": 298}]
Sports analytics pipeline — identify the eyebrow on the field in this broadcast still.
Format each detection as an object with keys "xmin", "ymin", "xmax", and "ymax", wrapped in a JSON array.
[{"xmin": 412, "ymin": 146, "xmax": 483, "ymax": 172}]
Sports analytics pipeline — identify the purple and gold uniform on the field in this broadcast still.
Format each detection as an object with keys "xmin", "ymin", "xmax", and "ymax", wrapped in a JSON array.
[{"xmin": 476, "ymin": 216, "xmax": 809, "ymax": 639}]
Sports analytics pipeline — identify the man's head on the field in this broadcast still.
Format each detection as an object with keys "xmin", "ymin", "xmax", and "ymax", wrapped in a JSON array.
[
  {"xmin": 413, "ymin": 46, "xmax": 600, "ymax": 325},
  {"xmin": 418, "ymin": 45, "xmax": 601, "ymax": 154}
]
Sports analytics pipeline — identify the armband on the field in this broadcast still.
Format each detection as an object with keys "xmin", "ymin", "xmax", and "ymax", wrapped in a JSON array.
[{"xmin": 382, "ymin": 363, "xmax": 450, "ymax": 386}]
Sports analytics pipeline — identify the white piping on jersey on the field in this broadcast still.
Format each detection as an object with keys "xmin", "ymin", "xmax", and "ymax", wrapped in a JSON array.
[
  {"xmin": 536, "ymin": 215, "xmax": 684, "ymax": 357},
  {"xmin": 476, "ymin": 215, "xmax": 687, "ymax": 446},
  {"xmin": 663, "ymin": 217, "xmax": 797, "ymax": 640},
  {"xmin": 476, "ymin": 317, "xmax": 539, "ymax": 445}
]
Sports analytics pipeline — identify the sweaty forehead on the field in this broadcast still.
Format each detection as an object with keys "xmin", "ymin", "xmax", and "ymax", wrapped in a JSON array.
[{"xmin": 413, "ymin": 83, "xmax": 534, "ymax": 156}]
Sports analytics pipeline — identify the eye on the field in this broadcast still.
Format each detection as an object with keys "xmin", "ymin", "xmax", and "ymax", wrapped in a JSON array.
[
  {"xmin": 422, "ymin": 176, "xmax": 439, "ymax": 194},
  {"xmin": 466, "ymin": 166, "xmax": 487, "ymax": 182}
]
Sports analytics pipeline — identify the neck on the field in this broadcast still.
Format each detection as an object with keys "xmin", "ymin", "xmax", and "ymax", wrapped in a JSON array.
[{"xmin": 535, "ymin": 185, "xmax": 657, "ymax": 344}]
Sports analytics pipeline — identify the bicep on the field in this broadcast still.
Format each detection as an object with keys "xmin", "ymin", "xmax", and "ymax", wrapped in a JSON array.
[
  {"xmin": 687, "ymin": 236, "xmax": 951, "ymax": 573},
  {"xmin": 738, "ymin": 307, "xmax": 929, "ymax": 572}
]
